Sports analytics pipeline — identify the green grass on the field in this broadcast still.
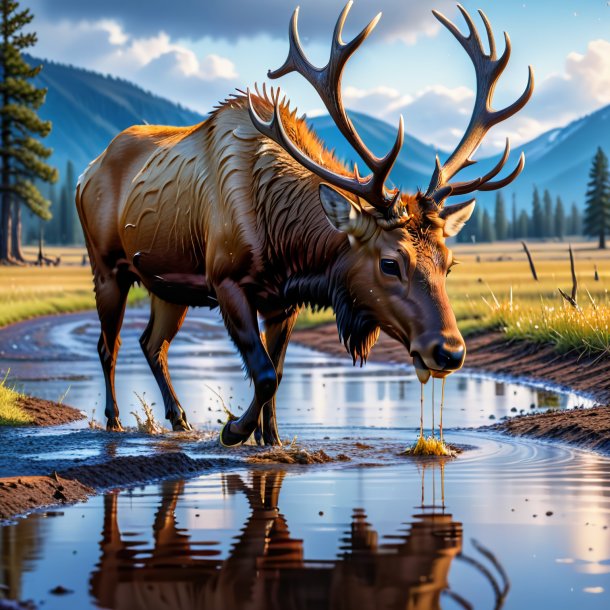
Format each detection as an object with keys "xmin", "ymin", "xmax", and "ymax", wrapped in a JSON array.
[{"xmin": 0, "ymin": 376, "xmax": 32, "ymax": 426}]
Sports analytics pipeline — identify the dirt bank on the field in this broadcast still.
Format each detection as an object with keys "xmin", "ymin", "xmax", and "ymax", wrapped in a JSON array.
[
  {"xmin": 0, "ymin": 452, "xmax": 236, "ymax": 522},
  {"xmin": 0, "ymin": 474, "xmax": 92, "ymax": 522},
  {"xmin": 292, "ymin": 324, "xmax": 610, "ymax": 453},
  {"xmin": 16, "ymin": 395, "xmax": 85, "ymax": 426}
]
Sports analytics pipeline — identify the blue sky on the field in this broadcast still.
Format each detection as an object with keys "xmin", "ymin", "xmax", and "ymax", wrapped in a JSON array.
[{"xmin": 22, "ymin": 0, "xmax": 610, "ymax": 154}]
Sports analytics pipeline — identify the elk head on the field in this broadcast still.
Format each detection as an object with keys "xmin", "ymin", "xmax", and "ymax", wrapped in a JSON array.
[{"xmin": 249, "ymin": 2, "xmax": 533, "ymax": 380}]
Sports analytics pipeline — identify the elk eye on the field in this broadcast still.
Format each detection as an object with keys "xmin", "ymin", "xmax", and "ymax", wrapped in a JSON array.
[{"xmin": 380, "ymin": 258, "xmax": 401, "ymax": 279}]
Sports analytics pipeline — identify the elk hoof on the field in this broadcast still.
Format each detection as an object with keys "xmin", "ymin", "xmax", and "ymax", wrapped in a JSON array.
[
  {"xmin": 172, "ymin": 416, "xmax": 192, "ymax": 432},
  {"xmin": 219, "ymin": 421, "xmax": 251, "ymax": 447},
  {"xmin": 106, "ymin": 418, "xmax": 124, "ymax": 432}
]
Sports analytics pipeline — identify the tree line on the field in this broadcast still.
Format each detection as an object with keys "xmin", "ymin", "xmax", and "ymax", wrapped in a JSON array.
[
  {"xmin": 457, "ymin": 147, "xmax": 610, "ymax": 247},
  {"xmin": 456, "ymin": 189, "xmax": 582, "ymax": 243}
]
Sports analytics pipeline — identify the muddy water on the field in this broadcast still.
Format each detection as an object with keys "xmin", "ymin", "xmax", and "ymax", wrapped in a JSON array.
[
  {"xmin": 2, "ymin": 436, "xmax": 610, "ymax": 609},
  {"xmin": 0, "ymin": 310, "xmax": 608, "ymax": 609},
  {"xmin": 0, "ymin": 309, "xmax": 591, "ymax": 432}
]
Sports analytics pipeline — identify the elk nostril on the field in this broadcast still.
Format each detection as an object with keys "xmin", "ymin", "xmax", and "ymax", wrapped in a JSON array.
[{"xmin": 432, "ymin": 344, "xmax": 465, "ymax": 370}]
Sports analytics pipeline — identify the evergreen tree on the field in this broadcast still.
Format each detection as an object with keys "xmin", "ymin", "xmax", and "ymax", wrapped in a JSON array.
[
  {"xmin": 569, "ymin": 202, "xmax": 581, "ymax": 235},
  {"xmin": 543, "ymin": 189, "xmax": 553, "ymax": 238},
  {"xmin": 517, "ymin": 210, "xmax": 529, "ymax": 238},
  {"xmin": 481, "ymin": 209, "xmax": 495, "ymax": 242},
  {"xmin": 511, "ymin": 193, "xmax": 517, "ymax": 239},
  {"xmin": 531, "ymin": 187, "xmax": 544, "ymax": 238},
  {"xmin": 554, "ymin": 196, "xmax": 565, "ymax": 240},
  {"xmin": 494, "ymin": 192, "xmax": 508, "ymax": 240},
  {"xmin": 583, "ymin": 147, "xmax": 610, "ymax": 249},
  {"xmin": 0, "ymin": 0, "xmax": 57, "ymax": 262}
]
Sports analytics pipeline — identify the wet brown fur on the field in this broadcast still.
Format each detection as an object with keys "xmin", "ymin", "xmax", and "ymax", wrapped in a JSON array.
[{"xmin": 76, "ymin": 90, "xmax": 457, "ymax": 440}]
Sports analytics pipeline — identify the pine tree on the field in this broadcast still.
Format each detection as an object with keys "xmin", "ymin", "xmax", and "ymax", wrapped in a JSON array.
[
  {"xmin": 494, "ymin": 192, "xmax": 508, "ymax": 240},
  {"xmin": 0, "ymin": 0, "xmax": 57, "ymax": 262},
  {"xmin": 511, "ymin": 193, "xmax": 517, "ymax": 239},
  {"xmin": 583, "ymin": 147, "xmax": 610, "ymax": 249},
  {"xmin": 517, "ymin": 210, "xmax": 529, "ymax": 238},
  {"xmin": 554, "ymin": 196, "xmax": 565, "ymax": 240},
  {"xmin": 481, "ymin": 209, "xmax": 495, "ymax": 242},
  {"xmin": 570, "ymin": 202, "xmax": 582, "ymax": 236},
  {"xmin": 542, "ymin": 189, "xmax": 553, "ymax": 238},
  {"xmin": 531, "ymin": 187, "xmax": 544, "ymax": 238}
]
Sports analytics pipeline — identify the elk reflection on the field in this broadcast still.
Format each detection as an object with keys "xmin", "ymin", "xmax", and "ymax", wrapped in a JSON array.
[{"xmin": 90, "ymin": 466, "xmax": 508, "ymax": 610}]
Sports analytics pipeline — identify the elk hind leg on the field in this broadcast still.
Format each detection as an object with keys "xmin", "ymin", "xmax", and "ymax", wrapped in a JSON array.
[
  {"xmin": 140, "ymin": 296, "xmax": 191, "ymax": 431},
  {"xmin": 95, "ymin": 268, "xmax": 131, "ymax": 431}
]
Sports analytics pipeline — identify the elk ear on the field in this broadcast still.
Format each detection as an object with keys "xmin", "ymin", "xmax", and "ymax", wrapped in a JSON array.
[
  {"xmin": 440, "ymin": 199, "xmax": 476, "ymax": 237},
  {"xmin": 318, "ymin": 184, "xmax": 355, "ymax": 232}
]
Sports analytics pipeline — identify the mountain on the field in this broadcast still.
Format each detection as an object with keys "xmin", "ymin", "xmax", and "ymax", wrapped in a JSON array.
[
  {"xmin": 29, "ymin": 55, "xmax": 205, "ymax": 177},
  {"xmin": 308, "ymin": 112, "xmax": 444, "ymax": 193},
  {"xmin": 496, "ymin": 106, "xmax": 610, "ymax": 209},
  {"xmin": 311, "ymin": 107, "xmax": 610, "ymax": 211},
  {"xmin": 29, "ymin": 54, "xmax": 604, "ymax": 212}
]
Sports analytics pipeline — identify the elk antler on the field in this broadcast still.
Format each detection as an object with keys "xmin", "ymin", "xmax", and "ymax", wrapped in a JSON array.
[
  {"xmin": 248, "ymin": 1, "xmax": 404, "ymax": 215},
  {"xmin": 426, "ymin": 4, "xmax": 534, "ymax": 204}
]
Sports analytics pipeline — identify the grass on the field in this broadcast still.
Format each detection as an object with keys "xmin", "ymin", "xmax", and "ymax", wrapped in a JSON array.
[
  {"xmin": 0, "ymin": 246, "xmax": 147, "ymax": 327},
  {"xmin": 0, "ymin": 375, "xmax": 32, "ymax": 426}
]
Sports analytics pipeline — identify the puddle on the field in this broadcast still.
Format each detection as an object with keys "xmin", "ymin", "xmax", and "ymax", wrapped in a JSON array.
[
  {"xmin": 0, "ymin": 309, "xmax": 592, "ymax": 433},
  {"xmin": 2, "ymin": 434, "xmax": 610, "ymax": 609}
]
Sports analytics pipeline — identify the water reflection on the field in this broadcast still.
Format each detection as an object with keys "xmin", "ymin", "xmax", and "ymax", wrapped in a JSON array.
[{"xmin": 88, "ymin": 467, "xmax": 507, "ymax": 610}]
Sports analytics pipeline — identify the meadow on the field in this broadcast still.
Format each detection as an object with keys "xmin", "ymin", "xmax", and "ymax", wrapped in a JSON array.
[
  {"xmin": 1, "ymin": 241, "xmax": 609, "ymax": 357},
  {"xmin": 0, "ymin": 246, "xmax": 146, "ymax": 327}
]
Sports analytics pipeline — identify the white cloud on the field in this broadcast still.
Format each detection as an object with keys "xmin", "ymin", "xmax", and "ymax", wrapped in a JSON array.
[
  {"xmin": 339, "ymin": 38, "xmax": 610, "ymax": 156},
  {"xmin": 31, "ymin": 0, "xmax": 454, "ymax": 46},
  {"xmin": 31, "ymin": 16, "xmax": 238, "ymax": 113}
]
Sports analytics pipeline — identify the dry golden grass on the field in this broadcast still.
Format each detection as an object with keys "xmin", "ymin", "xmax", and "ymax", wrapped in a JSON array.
[
  {"xmin": 2, "ymin": 241, "xmax": 609, "ymax": 356},
  {"xmin": 0, "ymin": 247, "xmax": 147, "ymax": 327}
]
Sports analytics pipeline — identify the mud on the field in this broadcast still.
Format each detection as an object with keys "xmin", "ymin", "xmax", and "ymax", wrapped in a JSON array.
[
  {"xmin": 245, "ymin": 446, "xmax": 337, "ymax": 464},
  {"xmin": 0, "ymin": 474, "xmax": 92, "ymax": 521},
  {"xmin": 60, "ymin": 451, "xmax": 231, "ymax": 488},
  {"xmin": 0, "ymin": 452, "xmax": 239, "ymax": 522},
  {"xmin": 485, "ymin": 405, "xmax": 610, "ymax": 453},
  {"xmin": 15, "ymin": 395, "xmax": 85, "ymax": 426}
]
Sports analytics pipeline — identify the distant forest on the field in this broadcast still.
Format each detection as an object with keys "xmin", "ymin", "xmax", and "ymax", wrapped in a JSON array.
[
  {"xmin": 22, "ymin": 159, "xmax": 83, "ymax": 246},
  {"xmin": 455, "ymin": 188, "xmax": 582, "ymax": 243}
]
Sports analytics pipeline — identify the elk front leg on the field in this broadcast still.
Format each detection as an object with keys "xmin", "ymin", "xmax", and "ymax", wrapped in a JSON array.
[
  {"xmin": 253, "ymin": 309, "xmax": 300, "ymax": 446},
  {"xmin": 215, "ymin": 279, "xmax": 277, "ymax": 447}
]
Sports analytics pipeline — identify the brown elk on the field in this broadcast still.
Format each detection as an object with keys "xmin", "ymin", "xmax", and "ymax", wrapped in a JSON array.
[{"xmin": 76, "ymin": 2, "xmax": 533, "ymax": 444}]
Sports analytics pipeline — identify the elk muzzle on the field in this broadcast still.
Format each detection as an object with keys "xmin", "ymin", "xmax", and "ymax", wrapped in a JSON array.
[{"xmin": 410, "ymin": 333, "xmax": 466, "ymax": 381}]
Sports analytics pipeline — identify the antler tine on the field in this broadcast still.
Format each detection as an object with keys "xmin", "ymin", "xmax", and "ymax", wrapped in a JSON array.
[
  {"xmin": 247, "ymin": 88, "xmax": 397, "ymax": 209},
  {"xmin": 252, "ymin": 2, "xmax": 403, "ymax": 212},
  {"xmin": 479, "ymin": 152, "xmax": 525, "ymax": 191},
  {"xmin": 478, "ymin": 9, "xmax": 496, "ymax": 59},
  {"xmin": 426, "ymin": 6, "xmax": 534, "ymax": 203}
]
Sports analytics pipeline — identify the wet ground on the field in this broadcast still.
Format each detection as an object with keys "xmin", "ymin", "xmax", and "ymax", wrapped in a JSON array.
[{"xmin": 0, "ymin": 310, "xmax": 608, "ymax": 609}]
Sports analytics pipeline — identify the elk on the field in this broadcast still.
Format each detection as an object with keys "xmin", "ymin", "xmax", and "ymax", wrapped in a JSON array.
[{"xmin": 76, "ymin": 2, "xmax": 533, "ymax": 444}]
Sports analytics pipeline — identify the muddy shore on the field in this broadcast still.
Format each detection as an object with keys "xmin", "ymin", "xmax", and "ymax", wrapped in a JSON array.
[
  {"xmin": 17, "ymin": 395, "xmax": 85, "ymax": 426},
  {"xmin": 292, "ymin": 324, "xmax": 610, "ymax": 453}
]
